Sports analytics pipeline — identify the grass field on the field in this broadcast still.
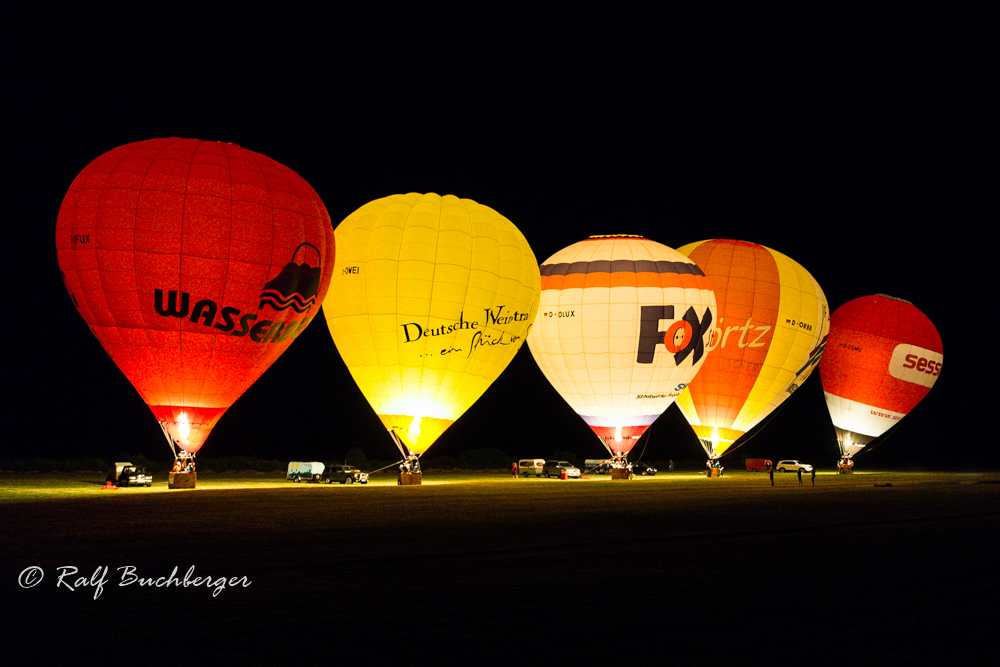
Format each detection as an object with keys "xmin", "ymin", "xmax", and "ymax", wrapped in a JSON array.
[{"xmin": 3, "ymin": 470, "xmax": 998, "ymax": 662}]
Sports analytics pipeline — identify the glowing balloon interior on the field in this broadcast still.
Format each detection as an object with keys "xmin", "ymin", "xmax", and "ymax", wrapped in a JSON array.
[
  {"xmin": 527, "ymin": 235, "xmax": 717, "ymax": 458},
  {"xmin": 673, "ymin": 240, "xmax": 830, "ymax": 460},
  {"xmin": 323, "ymin": 193, "xmax": 540, "ymax": 458},
  {"xmin": 819, "ymin": 294, "xmax": 942, "ymax": 459},
  {"xmin": 56, "ymin": 138, "xmax": 336, "ymax": 455}
]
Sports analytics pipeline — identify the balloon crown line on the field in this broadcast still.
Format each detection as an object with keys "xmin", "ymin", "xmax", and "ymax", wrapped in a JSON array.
[
  {"xmin": 874, "ymin": 294, "xmax": 914, "ymax": 305},
  {"xmin": 586, "ymin": 234, "xmax": 645, "ymax": 240}
]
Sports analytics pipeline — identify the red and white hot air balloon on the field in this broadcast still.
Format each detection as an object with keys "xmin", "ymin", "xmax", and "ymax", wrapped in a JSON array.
[
  {"xmin": 818, "ymin": 294, "xmax": 943, "ymax": 466},
  {"xmin": 527, "ymin": 235, "xmax": 717, "ymax": 471},
  {"xmin": 56, "ymin": 138, "xmax": 335, "ymax": 468}
]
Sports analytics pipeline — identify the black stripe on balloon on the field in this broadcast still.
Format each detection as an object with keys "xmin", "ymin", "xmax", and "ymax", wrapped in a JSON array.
[{"xmin": 539, "ymin": 259, "xmax": 705, "ymax": 277}]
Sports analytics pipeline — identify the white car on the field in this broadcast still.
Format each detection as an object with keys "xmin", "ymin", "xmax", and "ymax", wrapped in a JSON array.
[
  {"xmin": 776, "ymin": 460, "xmax": 813, "ymax": 473},
  {"xmin": 542, "ymin": 460, "xmax": 581, "ymax": 478}
]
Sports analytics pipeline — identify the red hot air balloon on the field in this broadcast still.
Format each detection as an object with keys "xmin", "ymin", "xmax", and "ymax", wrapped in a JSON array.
[
  {"xmin": 56, "ymin": 138, "xmax": 335, "ymax": 462},
  {"xmin": 819, "ymin": 295, "xmax": 943, "ymax": 466}
]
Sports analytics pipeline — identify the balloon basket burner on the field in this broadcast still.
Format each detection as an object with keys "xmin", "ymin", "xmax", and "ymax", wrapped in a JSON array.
[
  {"xmin": 611, "ymin": 468, "xmax": 631, "ymax": 480},
  {"xmin": 169, "ymin": 472, "xmax": 197, "ymax": 489},
  {"xmin": 706, "ymin": 468, "xmax": 722, "ymax": 478},
  {"xmin": 400, "ymin": 472, "xmax": 422, "ymax": 485}
]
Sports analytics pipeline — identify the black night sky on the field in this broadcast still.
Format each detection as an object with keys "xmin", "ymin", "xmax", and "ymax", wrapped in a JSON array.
[{"xmin": 4, "ymin": 5, "xmax": 992, "ymax": 469}]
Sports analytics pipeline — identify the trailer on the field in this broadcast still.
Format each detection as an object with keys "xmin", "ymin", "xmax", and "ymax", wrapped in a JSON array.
[
  {"xmin": 287, "ymin": 461, "xmax": 326, "ymax": 482},
  {"xmin": 745, "ymin": 458, "xmax": 772, "ymax": 472}
]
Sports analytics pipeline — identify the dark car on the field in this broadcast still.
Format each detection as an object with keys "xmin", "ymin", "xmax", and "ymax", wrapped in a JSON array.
[
  {"xmin": 324, "ymin": 464, "xmax": 369, "ymax": 485},
  {"xmin": 630, "ymin": 462, "xmax": 657, "ymax": 476},
  {"xmin": 106, "ymin": 462, "xmax": 152, "ymax": 487}
]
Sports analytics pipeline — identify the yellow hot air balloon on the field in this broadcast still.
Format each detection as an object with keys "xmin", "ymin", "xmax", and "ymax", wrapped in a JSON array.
[
  {"xmin": 673, "ymin": 239, "xmax": 829, "ymax": 463},
  {"xmin": 527, "ymin": 235, "xmax": 717, "ymax": 471},
  {"xmin": 323, "ymin": 193, "xmax": 540, "ymax": 472}
]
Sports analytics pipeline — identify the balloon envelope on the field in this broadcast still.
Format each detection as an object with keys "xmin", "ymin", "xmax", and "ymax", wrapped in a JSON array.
[
  {"xmin": 56, "ymin": 138, "xmax": 336, "ymax": 453},
  {"xmin": 818, "ymin": 294, "xmax": 943, "ymax": 458},
  {"xmin": 323, "ymin": 193, "xmax": 540, "ymax": 456},
  {"xmin": 673, "ymin": 239, "xmax": 830, "ymax": 458},
  {"xmin": 527, "ymin": 235, "xmax": 717, "ymax": 457}
]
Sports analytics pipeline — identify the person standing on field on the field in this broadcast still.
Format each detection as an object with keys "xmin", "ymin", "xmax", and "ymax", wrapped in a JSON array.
[{"xmin": 512, "ymin": 461, "xmax": 518, "ymax": 479}]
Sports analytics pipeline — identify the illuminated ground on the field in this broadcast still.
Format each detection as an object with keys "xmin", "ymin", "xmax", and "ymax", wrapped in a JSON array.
[{"xmin": 3, "ymin": 470, "xmax": 998, "ymax": 662}]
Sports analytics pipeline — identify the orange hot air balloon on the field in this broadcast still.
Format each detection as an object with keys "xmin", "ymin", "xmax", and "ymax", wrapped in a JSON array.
[
  {"xmin": 674, "ymin": 240, "xmax": 830, "ymax": 462},
  {"xmin": 56, "ymin": 138, "xmax": 335, "ymax": 460},
  {"xmin": 819, "ymin": 295, "xmax": 943, "ymax": 465}
]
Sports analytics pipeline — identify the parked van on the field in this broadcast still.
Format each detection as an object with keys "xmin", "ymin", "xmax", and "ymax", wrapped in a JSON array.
[
  {"xmin": 745, "ymin": 458, "xmax": 772, "ymax": 472},
  {"xmin": 518, "ymin": 459, "xmax": 545, "ymax": 477}
]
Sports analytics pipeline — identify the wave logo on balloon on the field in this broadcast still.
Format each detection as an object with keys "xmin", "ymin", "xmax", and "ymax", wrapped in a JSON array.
[
  {"xmin": 153, "ymin": 243, "xmax": 325, "ymax": 345},
  {"xmin": 258, "ymin": 243, "xmax": 323, "ymax": 313}
]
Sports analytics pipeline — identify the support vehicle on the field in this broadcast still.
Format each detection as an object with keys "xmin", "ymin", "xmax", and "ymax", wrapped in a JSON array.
[
  {"xmin": 542, "ymin": 460, "xmax": 581, "ymax": 478},
  {"xmin": 776, "ymin": 460, "xmax": 813, "ymax": 473},
  {"xmin": 323, "ymin": 464, "xmax": 369, "ymax": 485},
  {"xmin": 630, "ymin": 461, "xmax": 657, "ymax": 476},
  {"xmin": 745, "ymin": 458, "xmax": 773, "ymax": 472},
  {"xmin": 287, "ymin": 461, "xmax": 369, "ymax": 484},
  {"xmin": 106, "ymin": 462, "xmax": 152, "ymax": 487},
  {"xmin": 287, "ymin": 461, "xmax": 326, "ymax": 482},
  {"xmin": 518, "ymin": 459, "xmax": 546, "ymax": 477},
  {"xmin": 584, "ymin": 459, "xmax": 612, "ymax": 473}
]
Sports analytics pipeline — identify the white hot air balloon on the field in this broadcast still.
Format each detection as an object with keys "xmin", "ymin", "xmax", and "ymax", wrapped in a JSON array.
[{"xmin": 527, "ymin": 235, "xmax": 717, "ymax": 473}]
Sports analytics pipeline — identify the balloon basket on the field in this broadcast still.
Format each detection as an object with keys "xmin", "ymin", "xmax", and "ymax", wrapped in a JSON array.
[
  {"xmin": 169, "ymin": 472, "xmax": 197, "ymax": 489},
  {"xmin": 399, "ymin": 472, "xmax": 422, "ymax": 486},
  {"xmin": 838, "ymin": 465, "xmax": 854, "ymax": 474},
  {"xmin": 706, "ymin": 467, "xmax": 722, "ymax": 478},
  {"xmin": 611, "ymin": 468, "xmax": 632, "ymax": 480}
]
